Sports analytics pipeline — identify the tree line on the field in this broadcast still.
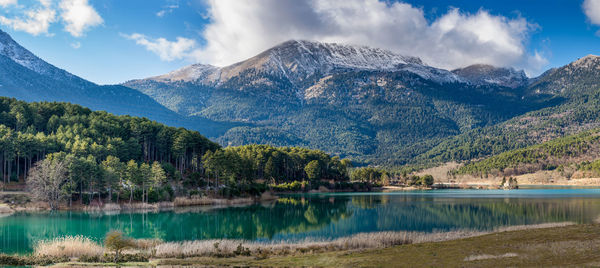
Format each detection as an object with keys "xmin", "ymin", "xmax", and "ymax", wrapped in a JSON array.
[{"xmin": 0, "ymin": 98, "xmax": 356, "ymax": 207}]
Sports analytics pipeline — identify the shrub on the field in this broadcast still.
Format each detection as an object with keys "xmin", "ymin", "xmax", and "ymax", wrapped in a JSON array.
[
  {"xmin": 270, "ymin": 181, "xmax": 305, "ymax": 192},
  {"xmin": 105, "ymin": 231, "xmax": 136, "ymax": 263}
]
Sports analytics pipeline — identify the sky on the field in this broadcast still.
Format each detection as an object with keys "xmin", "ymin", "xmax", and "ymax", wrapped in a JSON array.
[{"xmin": 1, "ymin": 0, "xmax": 600, "ymax": 85}]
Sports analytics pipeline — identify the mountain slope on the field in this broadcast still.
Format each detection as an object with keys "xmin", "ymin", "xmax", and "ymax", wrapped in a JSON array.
[
  {"xmin": 0, "ymin": 29, "xmax": 228, "ymax": 137},
  {"xmin": 413, "ymin": 55, "xmax": 600, "ymax": 166},
  {"xmin": 454, "ymin": 128, "xmax": 600, "ymax": 177},
  {"xmin": 452, "ymin": 64, "xmax": 529, "ymax": 88},
  {"xmin": 124, "ymin": 40, "xmax": 552, "ymax": 164}
]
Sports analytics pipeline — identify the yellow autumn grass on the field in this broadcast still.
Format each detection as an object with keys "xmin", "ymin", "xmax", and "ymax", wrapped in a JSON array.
[{"xmin": 34, "ymin": 236, "xmax": 104, "ymax": 258}]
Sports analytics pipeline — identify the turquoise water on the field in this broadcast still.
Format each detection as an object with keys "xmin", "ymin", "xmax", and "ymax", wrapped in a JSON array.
[{"xmin": 3, "ymin": 188, "xmax": 600, "ymax": 254}]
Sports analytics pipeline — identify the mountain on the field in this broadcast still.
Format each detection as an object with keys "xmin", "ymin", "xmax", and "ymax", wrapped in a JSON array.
[
  {"xmin": 452, "ymin": 64, "xmax": 529, "ymax": 88},
  {"xmin": 0, "ymin": 29, "xmax": 228, "ymax": 137},
  {"xmin": 414, "ymin": 55, "xmax": 600, "ymax": 166},
  {"xmin": 2, "ymin": 29, "xmax": 596, "ymax": 168},
  {"xmin": 125, "ymin": 40, "xmax": 466, "ymax": 116},
  {"xmin": 124, "ymin": 40, "xmax": 552, "ymax": 164}
]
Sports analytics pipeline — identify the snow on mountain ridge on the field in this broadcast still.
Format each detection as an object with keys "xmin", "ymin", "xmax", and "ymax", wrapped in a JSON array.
[
  {"xmin": 0, "ymin": 29, "xmax": 93, "ymax": 87},
  {"xmin": 152, "ymin": 64, "xmax": 218, "ymax": 82},
  {"xmin": 452, "ymin": 64, "xmax": 528, "ymax": 88},
  {"xmin": 148, "ymin": 40, "xmax": 463, "ymax": 85}
]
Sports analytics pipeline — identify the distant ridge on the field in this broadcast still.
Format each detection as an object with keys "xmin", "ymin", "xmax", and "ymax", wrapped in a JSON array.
[{"xmin": 0, "ymin": 29, "xmax": 228, "ymax": 137}]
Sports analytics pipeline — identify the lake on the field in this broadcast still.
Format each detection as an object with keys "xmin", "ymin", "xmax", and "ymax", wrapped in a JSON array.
[{"xmin": 3, "ymin": 188, "xmax": 600, "ymax": 254}]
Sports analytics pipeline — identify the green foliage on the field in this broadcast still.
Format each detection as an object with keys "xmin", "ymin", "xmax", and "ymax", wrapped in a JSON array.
[
  {"xmin": 304, "ymin": 160, "xmax": 322, "ymax": 181},
  {"xmin": 414, "ymin": 63, "xmax": 600, "ymax": 167},
  {"xmin": 202, "ymin": 144, "xmax": 350, "ymax": 188},
  {"xmin": 0, "ymin": 98, "xmax": 352, "ymax": 203},
  {"xmin": 350, "ymin": 167, "xmax": 388, "ymax": 184},
  {"xmin": 270, "ymin": 181, "xmax": 306, "ymax": 192},
  {"xmin": 413, "ymin": 175, "xmax": 434, "ymax": 186},
  {"xmin": 0, "ymin": 97, "xmax": 218, "ymax": 203},
  {"xmin": 455, "ymin": 129, "xmax": 600, "ymax": 176}
]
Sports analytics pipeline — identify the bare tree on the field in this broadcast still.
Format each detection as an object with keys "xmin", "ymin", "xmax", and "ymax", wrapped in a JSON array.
[{"xmin": 27, "ymin": 158, "xmax": 67, "ymax": 210}]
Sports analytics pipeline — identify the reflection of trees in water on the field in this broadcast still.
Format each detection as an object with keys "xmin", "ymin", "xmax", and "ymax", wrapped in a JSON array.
[
  {"xmin": 0, "ymin": 197, "xmax": 351, "ymax": 254},
  {"xmin": 5, "ymin": 195, "xmax": 600, "ymax": 254},
  {"xmin": 155, "ymin": 197, "xmax": 352, "ymax": 240},
  {"xmin": 350, "ymin": 196, "xmax": 600, "ymax": 232}
]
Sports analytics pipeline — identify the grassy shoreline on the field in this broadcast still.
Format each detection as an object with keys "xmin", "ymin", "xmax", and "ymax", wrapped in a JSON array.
[{"xmin": 0, "ymin": 222, "xmax": 578, "ymax": 267}]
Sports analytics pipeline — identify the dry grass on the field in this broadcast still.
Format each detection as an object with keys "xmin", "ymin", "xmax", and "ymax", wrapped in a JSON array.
[
  {"xmin": 464, "ymin": 253, "xmax": 518, "ymax": 261},
  {"xmin": 134, "ymin": 238, "xmax": 164, "ymax": 250},
  {"xmin": 153, "ymin": 231, "xmax": 490, "ymax": 258},
  {"xmin": 119, "ymin": 202, "xmax": 174, "ymax": 210},
  {"xmin": 0, "ymin": 203, "xmax": 13, "ymax": 214},
  {"xmin": 29, "ymin": 222, "xmax": 576, "ymax": 264},
  {"xmin": 153, "ymin": 222, "xmax": 576, "ymax": 258},
  {"xmin": 174, "ymin": 197, "xmax": 216, "ymax": 207},
  {"xmin": 173, "ymin": 197, "xmax": 254, "ymax": 207},
  {"xmin": 494, "ymin": 222, "xmax": 574, "ymax": 232},
  {"xmin": 34, "ymin": 236, "xmax": 104, "ymax": 258},
  {"xmin": 154, "ymin": 232, "xmax": 413, "ymax": 258},
  {"xmin": 102, "ymin": 203, "xmax": 121, "ymax": 211}
]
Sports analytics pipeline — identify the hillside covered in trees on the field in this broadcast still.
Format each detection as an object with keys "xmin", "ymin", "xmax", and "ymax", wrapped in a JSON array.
[
  {"xmin": 0, "ymin": 97, "xmax": 354, "ymax": 207},
  {"xmin": 413, "ymin": 56, "xmax": 600, "ymax": 167},
  {"xmin": 453, "ymin": 128, "xmax": 600, "ymax": 178}
]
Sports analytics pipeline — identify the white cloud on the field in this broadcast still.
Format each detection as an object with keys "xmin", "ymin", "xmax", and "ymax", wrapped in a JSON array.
[
  {"xmin": 584, "ymin": 0, "xmax": 600, "ymax": 25},
  {"xmin": 0, "ymin": 0, "xmax": 102, "ymax": 37},
  {"xmin": 122, "ymin": 33, "xmax": 197, "ymax": 61},
  {"xmin": 157, "ymin": 4, "xmax": 179, "ymax": 18},
  {"xmin": 59, "ymin": 0, "xmax": 103, "ymax": 37},
  {"xmin": 0, "ymin": 0, "xmax": 17, "ymax": 7},
  {"xmin": 177, "ymin": 0, "xmax": 545, "ymax": 75},
  {"xmin": 70, "ymin": 41, "xmax": 81, "ymax": 49},
  {"xmin": 0, "ymin": 1, "xmax": 56, "ymax": 36}
]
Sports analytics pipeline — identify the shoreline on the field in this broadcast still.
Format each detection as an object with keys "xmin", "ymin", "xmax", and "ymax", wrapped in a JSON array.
[
  {"xmin": 4, "ymin": 181, "xmax": 600, "ymax": 215},
  {"xmin": 0, "ymin": 222, "xmax": 577, "ymax": 266},
  {"xmin": 0, "ymin": 193, "xmax": 280, "ymax": 215}
]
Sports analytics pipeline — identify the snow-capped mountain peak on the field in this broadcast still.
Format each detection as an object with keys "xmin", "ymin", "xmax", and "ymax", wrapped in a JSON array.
[
  {"xmin": 143, "ymin": 40, "xmax": 463, "ymax": 85},
  {"xmin": 151, "ymin": 64, "xmax": 218, "ymax": 82},
  {"xmin": 0, "ymin": 29, "xmax": 93, "ymax": 87}
]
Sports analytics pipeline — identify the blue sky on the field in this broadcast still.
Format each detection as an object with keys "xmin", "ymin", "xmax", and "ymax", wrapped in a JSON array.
[{"xmin": 1, "ymin": 0, "xmax": 600, "ymax": 84}]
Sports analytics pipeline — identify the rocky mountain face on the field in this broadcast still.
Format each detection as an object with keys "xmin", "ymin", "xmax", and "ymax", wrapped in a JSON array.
[
  {"xmin": 124, "ymin": 40, "xmax": 554, "ymax": 164},
  {"xmin": 0, "ymin": 29, "xmax": 227, "ymax": 137},
  {"xmin": 452, "ymin": 64, "xmax": 529, "ymax": 89}
]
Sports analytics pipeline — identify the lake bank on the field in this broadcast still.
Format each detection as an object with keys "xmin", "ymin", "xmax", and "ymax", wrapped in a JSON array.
[
  {"xmin": 0, "ymin": 222, "xmax": 576, "ymax": 267},
  {"xmin": 0, "ymin": 191, "xmax": 279, "ymax": 214},
  {"xmin": 148, "ymin": 222, "xmax": 598, "ymax": 267},
  {"xmin": 4, "ymin": 189, "xmax": 600, "ymax": 256}
]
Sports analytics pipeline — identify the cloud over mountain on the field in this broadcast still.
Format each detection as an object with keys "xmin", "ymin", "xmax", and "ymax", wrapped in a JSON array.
[{"xmin": 139, "ymin": 0, "xmax": 546, "ymax": 75}]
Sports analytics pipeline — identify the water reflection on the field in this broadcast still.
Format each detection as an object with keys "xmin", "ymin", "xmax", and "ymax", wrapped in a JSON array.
[{"xmin": 2, "ymin": 189, "xmax": 600, "ymax": 254}]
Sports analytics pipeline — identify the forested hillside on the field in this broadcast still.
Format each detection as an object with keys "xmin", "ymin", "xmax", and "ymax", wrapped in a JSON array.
[
  {"xmin": 454, "ymin": 129, "xmax": 600, "ymax": 177},
  {"xmin": 413, "ymin": 55, "xmax": 600, "ymax": 166},
  {"xmin": 0, "ymin": 98, "xmax": 352, "ymax": 206}
]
